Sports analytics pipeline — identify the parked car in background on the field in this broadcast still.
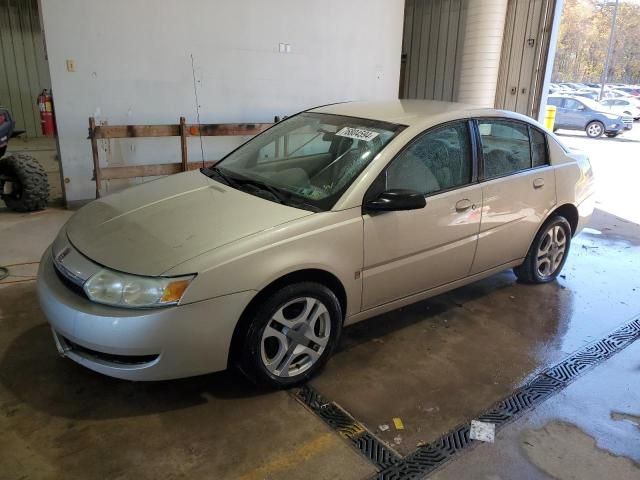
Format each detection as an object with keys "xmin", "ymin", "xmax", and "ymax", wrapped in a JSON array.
[
  {"xmin": 572, "ymin": 90, "xmax": 599, "ymax": 101},
  {"xmin": 600, "ymin": 98, "xmax": 640, "ymax": 120},
  {"xmin": 37, "ymin": 100, "xmax": 595, "ymax": 387},
  {"xmin": 547, "ymin": 95, "xmax": 631, "ymax": 137},
  {"xmin": 614, "ymin": 86, "xmax": 640, "ymax": 97}
]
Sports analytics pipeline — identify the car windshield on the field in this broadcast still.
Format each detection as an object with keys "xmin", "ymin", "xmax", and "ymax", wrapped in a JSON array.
[{"xmin": 202, "ymin": 112, "xmax": 404, "ymax": 211}]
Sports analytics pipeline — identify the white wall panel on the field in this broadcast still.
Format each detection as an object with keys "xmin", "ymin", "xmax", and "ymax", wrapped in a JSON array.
[{"xmin": 40, "ymin": 0, "xmax": 405, "ymax": 202}]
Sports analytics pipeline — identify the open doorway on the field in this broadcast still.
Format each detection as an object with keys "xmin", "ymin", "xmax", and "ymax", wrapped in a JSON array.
[{"xmin": 1, "ymin": 0, "xmax": 62, "ymax": 206}]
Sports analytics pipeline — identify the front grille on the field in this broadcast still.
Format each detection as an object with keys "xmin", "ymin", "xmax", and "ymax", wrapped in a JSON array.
[
  {"xmin": 63, "ymin": 336, "xmax": 159, "ymax": 365},
  {"xmin": 622, "ymin": 117, "xmax": 633, "ymax": 127},
  {"xmin": 54, "ymin": 263, "xmax": 88, "ymax": 298}
]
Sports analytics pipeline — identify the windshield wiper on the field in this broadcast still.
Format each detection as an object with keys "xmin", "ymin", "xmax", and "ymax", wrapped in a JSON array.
[
  {"xmin": 202, "ymin": 167, "xmax": 238, "ymax": 188},
  {"xmin": 235, "ymin": 177, "xmax": 289, "ymax": 205}
]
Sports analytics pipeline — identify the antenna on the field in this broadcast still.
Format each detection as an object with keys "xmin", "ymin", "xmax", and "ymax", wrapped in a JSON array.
[{"xmin": 190, "ymin": 53, "xmax": 205, "ymax": 168}]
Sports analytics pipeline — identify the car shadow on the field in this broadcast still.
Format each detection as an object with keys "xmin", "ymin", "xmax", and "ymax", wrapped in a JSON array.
[{"xmin": 0, "ymin": 275, "xmax": 521, "ymax": 421}]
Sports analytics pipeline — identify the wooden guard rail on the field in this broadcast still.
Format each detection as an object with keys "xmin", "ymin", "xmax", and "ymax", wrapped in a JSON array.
[{"xmin": 88, "ymin": 116, "xmax": 273, "ymax": 198}]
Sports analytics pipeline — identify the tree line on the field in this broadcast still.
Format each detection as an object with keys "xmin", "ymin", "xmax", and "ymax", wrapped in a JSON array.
[{"xmin": 552, "ymin": 0, "xmax": 640, "ymax": 84}]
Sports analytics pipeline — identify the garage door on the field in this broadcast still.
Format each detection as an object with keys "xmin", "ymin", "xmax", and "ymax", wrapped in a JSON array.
[{"xmin": 0, "ymin": 0, "xmax": 51, "ymax": 137}]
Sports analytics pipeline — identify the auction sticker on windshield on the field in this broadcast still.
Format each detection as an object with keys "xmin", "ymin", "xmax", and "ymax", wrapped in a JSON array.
[{"xmin": 336, "ymin": 127, "xmax": 379, "ymax": 141}]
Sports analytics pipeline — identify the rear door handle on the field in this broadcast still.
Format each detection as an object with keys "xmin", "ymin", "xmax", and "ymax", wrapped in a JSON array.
[
  {"xmin": 533, "ymin": 178, "xmax": 545, "ymax": 189},
  {"xmin": 455, "ymin": 199, "xmax": 472, "ymax": 212}
]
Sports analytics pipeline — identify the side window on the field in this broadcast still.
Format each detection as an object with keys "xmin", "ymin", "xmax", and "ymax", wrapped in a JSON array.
[
  {"xmin": 530, "ymin": 127, "xmax": 549, "ymax": 167},
  {"xmin": 478, "ymin": 120, "xmax": 531, "ymax": 178},
  {"xmin": 563, "ymin": 99, "xmax": 582, "ymax": 110},
  {"xmin": 386, "ymin": 122, "xmax": 472, "ymax": 195},
  {"xmin": 547, "ymin": 97, "xmax": 562, "ymax": 107}
]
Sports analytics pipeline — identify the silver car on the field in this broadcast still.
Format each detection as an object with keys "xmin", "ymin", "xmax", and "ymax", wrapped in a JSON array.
[{"xmin": 37, "ymin": 100, "xmax": 595, "ymax": 388}]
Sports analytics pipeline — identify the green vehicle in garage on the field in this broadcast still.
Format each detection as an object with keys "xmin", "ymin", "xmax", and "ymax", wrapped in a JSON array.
[{"xmin": 547, "ymin": 95, "xmax": 632, "ymax": 138}]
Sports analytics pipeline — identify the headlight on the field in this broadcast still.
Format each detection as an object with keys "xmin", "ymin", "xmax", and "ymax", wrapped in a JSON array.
[{"xmin": 83, "ymin": 268, "xmax": 195, "ymax": 308}]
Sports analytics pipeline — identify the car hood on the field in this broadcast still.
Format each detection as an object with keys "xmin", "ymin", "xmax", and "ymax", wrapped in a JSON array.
[{"xmin": 66, "ymin": 170, "xmax": 313, "ymax": 276}]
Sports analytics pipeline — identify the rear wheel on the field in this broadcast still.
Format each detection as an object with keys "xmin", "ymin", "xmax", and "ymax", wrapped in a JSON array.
[
  {"xmin": 585, "ymin": 121, "xmax": 604, "ymax": 138},
  {"xmin": 238, "ymin": 282, "xmax": 342, "ymax": 388},
  {"xmin": 0, "ymin": 154, "xmax": 49, "ymax": 212},
  {"xmin": 514, "ymin": 216, "xmax": 571, "ymax": 284}
]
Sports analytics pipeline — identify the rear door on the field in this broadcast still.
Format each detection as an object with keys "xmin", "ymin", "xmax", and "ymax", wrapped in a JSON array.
[
  {"xmin": 561, "ymin": 98, "xmax": 587, "ymax": 129},
  {"xmin": 470, "ymin": 119, "xmax": 556, "ymax": 274}
]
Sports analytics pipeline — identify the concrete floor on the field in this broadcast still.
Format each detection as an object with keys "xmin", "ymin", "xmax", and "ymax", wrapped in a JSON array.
[{"xmin": 1, "ymin": 127, "xmax": 639, "ymax": 479}]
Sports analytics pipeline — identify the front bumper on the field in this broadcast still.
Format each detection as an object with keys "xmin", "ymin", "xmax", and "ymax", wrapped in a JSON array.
[
  {"xmin": 604, "ymin": 124, "xmax": 626, "ymax": 134},
  {"xmin": 37, "ymin": 247, "xmax": 255, "ymax": 380}
]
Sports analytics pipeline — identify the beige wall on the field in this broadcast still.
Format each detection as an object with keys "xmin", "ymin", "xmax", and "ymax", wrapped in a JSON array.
[{"xmin": 40, "ymin": 0, "xmax": 405, "ymax": 202}]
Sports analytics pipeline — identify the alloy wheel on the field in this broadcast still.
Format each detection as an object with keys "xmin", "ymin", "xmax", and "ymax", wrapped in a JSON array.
[
  {"xmin": 536, "ymin": 225, "xmax": 567, "ymax": 279},
  {"xmin": 587, "ymin": 122, "xmax": 603, "ymax": 137},
  {"xmin": 260, "ymin": 297, "xmax": 331, "ymax": 378}
]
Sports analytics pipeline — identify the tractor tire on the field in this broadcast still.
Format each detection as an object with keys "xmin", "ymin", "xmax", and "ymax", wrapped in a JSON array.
[{"xmin": 0, "ymin": 154, "xmax": 49, "ymax": 212}]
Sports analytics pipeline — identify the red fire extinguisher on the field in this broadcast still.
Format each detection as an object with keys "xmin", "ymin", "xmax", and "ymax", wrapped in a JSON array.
[{"xmin": 38, "ymin": 89, "xmax": 56, "ymax": 136}]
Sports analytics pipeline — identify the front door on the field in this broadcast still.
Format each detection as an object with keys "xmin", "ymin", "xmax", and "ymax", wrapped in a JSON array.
[
  {"xmin": 362, "ymin": 121, "xmax": 482, "ymax": 310},
  {"xmin": 471, "ymin": 119, "xmax": 556, "ymax": 274}
]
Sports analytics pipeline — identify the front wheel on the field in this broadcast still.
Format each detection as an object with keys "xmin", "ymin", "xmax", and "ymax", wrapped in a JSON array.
[
  {"xmin": 514, "ymin": 216, "xmax": 571, "ymax": 284},
  {"xmin": 238, "ymin": 282, "xmax": 342, "ymax": 388},
  {"xmin": 585, "ymin": 121, "xmax": 604, "ymax": 138}
]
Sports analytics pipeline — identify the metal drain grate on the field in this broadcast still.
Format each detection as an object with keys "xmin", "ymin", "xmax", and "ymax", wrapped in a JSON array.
[
  {"xmin": 375, "ymin": 316, "xmax": 640, "ymax": 479},
  {"xmin": 293, "ymin": 316, "xmax": 640, "ymax": 480},
  {"xmin": 295, "ymin": 385, "xmax": 402, "ymax": 470}
]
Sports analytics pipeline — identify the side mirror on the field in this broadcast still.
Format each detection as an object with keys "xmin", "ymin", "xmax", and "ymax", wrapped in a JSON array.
[
  {"xmin": 577, "ymin": 105, "xmax": 585, "ymax": 111},
  {"xmin": 364, "ymin": 189, "xmax": 426, "ymax": 212}
]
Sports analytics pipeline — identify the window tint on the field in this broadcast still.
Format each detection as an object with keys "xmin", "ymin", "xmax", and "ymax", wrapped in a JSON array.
[
  {"xmin": 530, "ymin": 127, "xmax": 548, "ymax": 167},
  {"xmin": 478, "ymin": 120, "xmax": 531, "ymax": 178},
  {"xmin": 387, "ymin": 122, "xmax": 472, "ymax": 195},
  {"xmin": 563, "ymin": 99, "xmax": 583, "ymax": 110}
]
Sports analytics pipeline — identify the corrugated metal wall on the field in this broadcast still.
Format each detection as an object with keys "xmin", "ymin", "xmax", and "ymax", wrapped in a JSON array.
[
  {"xmin": 400, "ymin": 0, "xmax": 467, "ymax": 101},
  {"xmin": 0, "ymin": 0, "xmax": 50, "ymax": 137},
  {"xmin": 495, "ymin": 0, "xmax": 555, "ymax": 118}
]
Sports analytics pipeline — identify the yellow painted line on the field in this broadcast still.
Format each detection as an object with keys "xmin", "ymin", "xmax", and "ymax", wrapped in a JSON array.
[{"xmin": 238, "ymin": 432, "xmax": 337, "ymax": 480}]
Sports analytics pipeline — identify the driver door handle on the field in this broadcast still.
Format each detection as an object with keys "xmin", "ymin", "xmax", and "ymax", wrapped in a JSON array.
[
  {"xmin": 455, "ymin": 199, "xmax": 472, "ymax": 212},
  {"xmin": 533, "ymin": 178, "xmax": 545, "ymax": 189}
]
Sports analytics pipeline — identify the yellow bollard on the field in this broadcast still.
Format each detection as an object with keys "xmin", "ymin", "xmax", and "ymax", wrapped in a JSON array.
[{"xmin": 544, "ymin": 105, "xmax": 557, "ymax": 132}]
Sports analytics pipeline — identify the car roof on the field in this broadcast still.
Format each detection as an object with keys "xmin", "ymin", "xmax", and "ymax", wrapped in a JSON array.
[{"xmin": 308, "ymin": 99, "xmax": 532, "ymax": 128}]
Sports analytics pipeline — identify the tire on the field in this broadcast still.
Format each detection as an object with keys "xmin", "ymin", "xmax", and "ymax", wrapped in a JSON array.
[
  {"xmin": 0, "ymin": 154, "xmax": 49, "ymax": 212},
  {"xmin": 585, "ymin": 121, "xmax": 604, "ymax": 138},
  {"xmin": 606, "ymin": 132, "xmax": 619, "ymax": 138},
  {"xmin": 514, "ymin": 216, "xmax": 572, "ymax": 284},
  {"xmin": 0, "ymin": 146, "xmax": 6, "ymax": 158},
  {"xmin": 238, "ymin": 281, "xmax": 342, "ymax": 389}
]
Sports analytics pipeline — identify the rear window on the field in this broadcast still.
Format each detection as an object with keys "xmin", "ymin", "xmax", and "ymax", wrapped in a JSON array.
[{"xmin": 477, "ymin": 120, "xmax": 549, "ymax": 179}]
